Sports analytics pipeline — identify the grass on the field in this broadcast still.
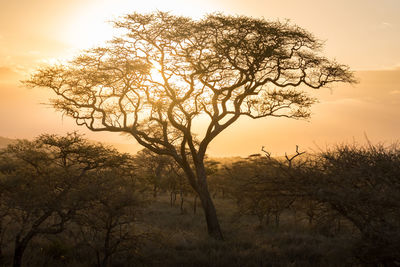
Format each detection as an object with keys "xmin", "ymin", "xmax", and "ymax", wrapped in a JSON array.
[
  {"xmin": 0, "ymin": 193, "xmax": 359, "ymax": 266},
  {"xmin": 135, "ymin": 194, "xmax": 358, "ymax": 267}
]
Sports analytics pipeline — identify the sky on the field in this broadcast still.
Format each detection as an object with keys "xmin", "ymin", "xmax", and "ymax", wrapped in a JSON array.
[{"xmin": 0, "ymin": 0, "xmax": 400, "ymax": 156}]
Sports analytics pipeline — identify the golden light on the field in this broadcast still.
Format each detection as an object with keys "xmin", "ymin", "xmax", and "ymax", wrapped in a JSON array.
[{"xmin": 59, "ymin": 0, "xmax": 211, "ymax": 52}]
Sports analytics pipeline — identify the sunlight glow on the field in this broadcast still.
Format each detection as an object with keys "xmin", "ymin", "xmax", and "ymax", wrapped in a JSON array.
[
  {"xmin": 60, "ymin": 0, "xmax": 210, "ymax": 51},
  {"xmin": 2, "ymin": 0, "xmax": 400, "ymax": 157}
]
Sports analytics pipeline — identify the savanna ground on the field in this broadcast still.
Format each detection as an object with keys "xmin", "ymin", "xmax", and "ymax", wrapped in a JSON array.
[
  {"xmin": 10, "ymin": 193, "xmax": 355, "ymax": 267},
  {"xmin": 135, "ymin": 194, "xmax": 356, "ymax": 267}
]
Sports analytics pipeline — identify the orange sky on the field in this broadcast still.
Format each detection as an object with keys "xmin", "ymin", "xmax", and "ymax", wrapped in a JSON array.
[{"xmin": 1, "ymin": 0, "xmax": 400, "ymax": 156}]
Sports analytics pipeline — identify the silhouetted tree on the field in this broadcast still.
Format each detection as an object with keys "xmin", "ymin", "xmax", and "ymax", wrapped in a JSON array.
[
  {"xmin": 227, "ymin": 155, "xmax": 296, "ymax": 227},
  {"xmin": 0, "ymin": 133, "xmax": 132, "ymax": 267},
  {"xmin": 162, "ymin": 160, "xmax": 185, "ymax": 208},
  {"xmin": 74, "ymin": 171, "xmax": 144, "ymax": 267},
  {"xmin": 302, "ymin": 144, "xmax": 400, "ymax": 265},
  {"xmin": 134, "ymin": 149, "xmax": 171, "ymax": 198},
  {"xmin": 25, "ymin": 12, "xmax": 355, "ymax": 239}
]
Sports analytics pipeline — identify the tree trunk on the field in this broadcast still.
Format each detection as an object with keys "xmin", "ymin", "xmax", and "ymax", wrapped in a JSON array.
[
  {"xmin": 100, "ymin": 218, "xmax": 115, "ymax": 267},
  {"xmin": 180, "ymin": 191, "xmax": 184, "ymax": 214},
  {"xmin": 193, "ymin": 195, "xmax": 197, "ymax": 214},
  {"xmin": 275, "ymin": 212, "xmax": 280, "ymax": 228},
  {"xmin": 153, "ymin": 185, "xmax": 157, "ymax": 198},
  {"xmin": 13, "ymin": 238, "xmax": 29, "ymax": 267},
  {"xmin": 197, "ymin": 185, "xmax": 223, "ymax": 240},
  {"xmin": 13, "ymin": 245, "xmax": 24, "ymax": 267},
  {"xmin": 102, "ymin": 254, "xmax": 110, "ymax": 267},
  {"xmin": 336, "ymin": 218, "xmax": 341, "ymax": 233},
  {"xmin": 96, "ymin": 251, "xmax": 101, "ymax": 267},
  {"xmin": 257, "ymin": 214, "xmax": 264, "ymax": 226},
  {"xmin": 181, "ymin": 158, "xmax": 223, "ymax": 240},
  {"xmin": 13, "ymin": 229, "xmax": 37, "ymax": 267},
  {"xmin": 308, "ymin": 214, "xmax": 313, "ymax": 225},
  {"xmin": 265, "ymin": 212, "xmax": 270, "ymax": 226}
]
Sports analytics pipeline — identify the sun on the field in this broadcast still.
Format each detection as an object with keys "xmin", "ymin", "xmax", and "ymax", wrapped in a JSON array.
[{"xmin": 59, "ymin": 1, "xmax": 209, "ymax": 52}]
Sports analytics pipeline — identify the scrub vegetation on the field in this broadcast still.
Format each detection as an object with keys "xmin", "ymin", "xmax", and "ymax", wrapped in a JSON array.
[{"xmin": 0, "ymin": 133, "xmax": 399, "ymax": 266}]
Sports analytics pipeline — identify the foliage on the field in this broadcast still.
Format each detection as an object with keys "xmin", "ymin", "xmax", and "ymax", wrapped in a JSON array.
[
  {"xmin": 1, "ymin": 134, "xmax": 399, "ymax": 265},
  {"xmin": 74, "ymin": 171, "xmax": 145, "ymax": 267},
  {"xmin": 224, "ymin": 155, "xmax": 297, "ymax": 227},
  {"xmin": 217, "ymin": 143, "xmax": 400, "ymax": 265},
  {"xmin": 134, "ymin": 149, "xmax": 176, "ymax": 197},
  {"xmin": 24, "ymin": 11, "xmax": 355, "ymax": 239},
  {"xmin": 302, "ymin": 143, "xmax": 400, "ymax": 265},
  {"xmin": 0, "ymin": 133, "xmax": 141, "ymax": 267}
]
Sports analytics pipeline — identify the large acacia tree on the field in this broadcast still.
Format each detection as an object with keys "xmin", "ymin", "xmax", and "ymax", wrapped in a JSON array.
[{"xmin": 25, "ymin": 12, "xmax": 355, "ymax": 239}]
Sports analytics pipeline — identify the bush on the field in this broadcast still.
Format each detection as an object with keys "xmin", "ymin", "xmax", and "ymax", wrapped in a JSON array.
[{"xmin": 300, "ymin": 143, "xmax": 400, "ymax": 265}]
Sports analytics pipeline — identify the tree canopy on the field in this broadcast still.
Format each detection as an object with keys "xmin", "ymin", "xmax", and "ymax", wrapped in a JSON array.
[
  {"xmin": 25, "ymin": 12, "xmax": 355, "ymax": 239},
  {"xmin": 0, "ymin": 132, "xmax": 135, "ymax": 266},
  {"xmin": 25, "ymin": 12, "xmax": 354, "ymax": 159}
]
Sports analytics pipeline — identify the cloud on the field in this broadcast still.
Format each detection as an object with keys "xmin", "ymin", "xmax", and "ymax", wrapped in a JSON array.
[
  {"xmin": 28, "ymin": 50, "xmax": 40, "ymax": 55},
  {"xmin": 378, "ymin": 22, "xmax": 393, "ymax": 30},
  {"xmin": 389, "ymin": 90, "xmax": 400, "ymax": 95},
  {"xmin": 0, "ymin": 66, "xmax": 21, "ymax": 82},
  {"xmin": 0, "ymin": 66, "xmax": 16, "ymax": 75},
  {"xmin": 321, "ymin": 98, "xmax": 366, "ymax": 106}
]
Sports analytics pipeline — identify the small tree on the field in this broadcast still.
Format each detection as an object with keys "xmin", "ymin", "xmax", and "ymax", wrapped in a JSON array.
[
  {"xmin": 74, "ymin": 171, "xmax": 144, "ymax": 267},
  {"xmin": 227, "ymin": 155, "xmax": 296, "ymax": 227},
  {"xmin": 0, "ymin": 133, "xmax": 131, "ymax": 267},
  {"xmin": 134, "ymin": 149, "xmax": 171, "ymax": 198},
  {"xmin": 25, "ymin": 12, "xmax": 355, "ymax": 239},
  {"xmin": 306, "ymin": 144, "xmax": 400, "ymax": 265}
]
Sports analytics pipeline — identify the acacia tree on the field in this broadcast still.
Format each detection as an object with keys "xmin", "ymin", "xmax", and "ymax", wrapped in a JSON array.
[
  {"xmin": 304, "ymin": 144, "xmax": 400, "ymax": 265},
  {"xmin": 25, "ymin": 12, "xmax": 355, "ymax": 239},
  {"xmin": 74, "ymin": 171, "xmax": 144, "ymax": 267},
  {"xmin": 0, "ymin": 133, "xmax": 131, "ymax": 267},
  {"xmin": 134, "ymin": 149, "xmax": 171, "ymax": 198}
]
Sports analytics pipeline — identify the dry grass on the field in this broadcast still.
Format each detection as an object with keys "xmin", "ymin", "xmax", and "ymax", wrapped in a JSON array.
[
  {"xmin": 135, "ymin": 194, "xmax": 357, "ymax": 267},
  {"xmin": 0, "ymin": 194, "xmax": 359, "ymax": 266}
]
